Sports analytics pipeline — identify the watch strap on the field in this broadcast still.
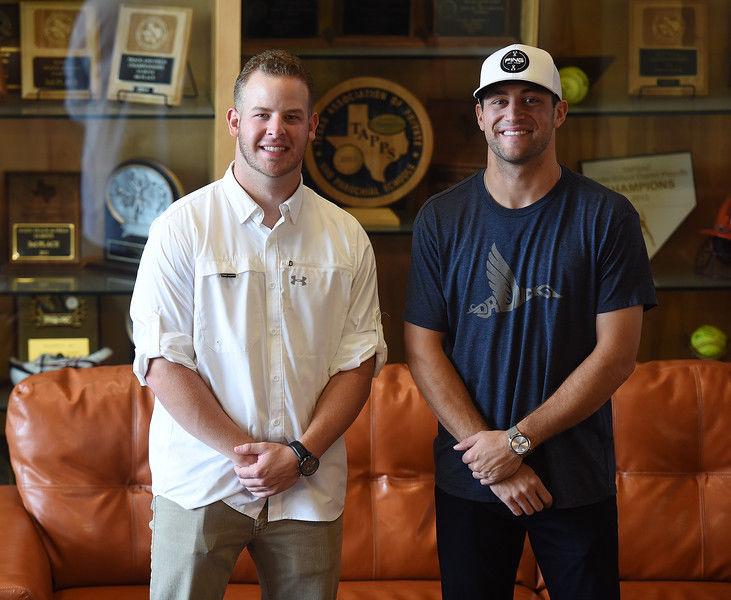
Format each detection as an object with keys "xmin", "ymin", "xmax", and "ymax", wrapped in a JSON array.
[{"xmin": 288, "ymin": 440, "xmax": 310, "ymax": 461}]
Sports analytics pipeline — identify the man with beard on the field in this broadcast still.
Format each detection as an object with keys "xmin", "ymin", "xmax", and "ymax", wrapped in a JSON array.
[
  {"xmin": 131, "ymin": 49, "xmax": 386, "ymax": 600},
  {"xmin": 404, "ymin": 44, "xmax": 656, "ymax": 599}
]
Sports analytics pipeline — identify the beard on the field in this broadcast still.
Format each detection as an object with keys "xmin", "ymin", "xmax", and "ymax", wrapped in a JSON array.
[
  {"xmin": 486, "ymin": 128, "xmax": 554, "ymax": 166},
  {"xmin": 238, "ymin": 132, "xmax": 304, "ymax": 179}
]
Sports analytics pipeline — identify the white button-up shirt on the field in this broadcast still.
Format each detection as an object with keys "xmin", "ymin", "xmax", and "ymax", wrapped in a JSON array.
[{"xmin": 131, "ymin": 164, "xmax": 386, "ymax": 522}]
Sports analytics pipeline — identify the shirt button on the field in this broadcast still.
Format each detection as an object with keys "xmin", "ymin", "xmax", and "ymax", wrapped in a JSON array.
[
  {"xmin": 273, "ymin": 375, "xmax": 280, "ymax": 382},
  {"xmin": 272, "ymin": 418, "xmax": 281, "ymax": 426},
  {"xmin": 270, "ymin": 328, "xmax": 279, "ymax": 336},
  {"xmin": 268, "ymin": 281, "xmax": 276, "ymax": 289}
]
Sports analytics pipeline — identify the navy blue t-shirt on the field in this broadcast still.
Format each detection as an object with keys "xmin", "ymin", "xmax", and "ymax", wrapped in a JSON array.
[{"xmin": 404, "ymin": 167, "xmax": 657, "ymax": 508}]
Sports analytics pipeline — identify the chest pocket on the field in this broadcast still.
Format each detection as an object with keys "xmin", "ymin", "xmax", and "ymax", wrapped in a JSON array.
[
  {"xmin": 282, "ymin": 261, "xmax": 352, "ymax": 359},
  {"xmin": 195, "ymin": 257, "xmax": 265, "ymax": 354}
]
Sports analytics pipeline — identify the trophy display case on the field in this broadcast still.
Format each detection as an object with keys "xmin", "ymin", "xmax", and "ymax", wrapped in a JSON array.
[
  {"xmin": 0, "ymin": 0, "xmax": 238, "ymax": 423},
  {"xmin": 0, "ymin": 0, "xmax": 728, "ymax": 429}
]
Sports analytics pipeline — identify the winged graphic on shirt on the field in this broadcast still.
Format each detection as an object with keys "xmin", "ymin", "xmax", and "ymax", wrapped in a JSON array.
[{"xmin": 468, "ymin": 243, "xmax": 562, "ymax": 319}]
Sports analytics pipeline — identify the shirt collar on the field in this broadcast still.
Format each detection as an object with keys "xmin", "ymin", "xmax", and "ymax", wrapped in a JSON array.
[{"xmin": 222, "ymin": 162, "xmax": 304, "ymax": 226}]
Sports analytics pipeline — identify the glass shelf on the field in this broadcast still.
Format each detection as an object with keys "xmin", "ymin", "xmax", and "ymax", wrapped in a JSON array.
[
  {"xmin": 0, "ymin": 265, "xmax": 136, "ymax": 295},
  {"xmin": 652, "ymin": 263, "xmax": 731, "ymax": 291},
  {"xmin": 567, "ymin": 92, "xmax": 731, "ymax": 117},
  {"xmin": 258, "ymin": 45, "xmax": 506, "ymax": 59},
  {"xmin": 0, "ymin": 93, "xmax": 215, "ymax": 120}
]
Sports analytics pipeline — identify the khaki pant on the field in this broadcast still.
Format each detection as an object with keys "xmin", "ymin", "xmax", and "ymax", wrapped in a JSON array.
[{"xmin": 150, "ymin": 496, "xmax": 343, "ymax": 600}]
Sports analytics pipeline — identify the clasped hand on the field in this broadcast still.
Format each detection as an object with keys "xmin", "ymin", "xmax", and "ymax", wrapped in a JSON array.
[
  {"xmin": 454, "ymin": 429, "xmax": 521, "ymax": 485},
  {"xmin": 233, "ymin": 442, "xmax": 300, "ymax": 498},
  {"xmin": 454, "ymin": 430, "xmax": 553, "ymax": 516}
]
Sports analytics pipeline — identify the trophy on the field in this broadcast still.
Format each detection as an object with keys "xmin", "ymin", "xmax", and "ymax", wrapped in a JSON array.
[
  {"xmin": 304, "ymin": 77, "xmax": 433, "ymax": 227},
  {"xmin": 6, "ymin": 172, "xmax": 81, "ymax": 264},
  {"xmin": 104, "ymin": 159, "xmax": 183, "ymax": 264},
  {"xmin": 20, "ymin": 1, "xmax": 101, "ymax": 99},
  {"xmin": 107, "ymin": 4, "xmax": 193, "ymax": 106},
  {"xmin": 628, "ymin": 0, "xmax": 708, "ymax": 96}
]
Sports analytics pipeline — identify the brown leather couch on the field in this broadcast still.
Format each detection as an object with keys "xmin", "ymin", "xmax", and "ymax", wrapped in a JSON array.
[{"xmin": 2, "ymin": 359, "xmax": 730, "ymax": 599}]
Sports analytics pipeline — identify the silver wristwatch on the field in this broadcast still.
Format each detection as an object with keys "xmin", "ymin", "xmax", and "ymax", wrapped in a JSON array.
[{"xmin": 507, "ymin": 426, "xmax": 532, "ymax": 456}]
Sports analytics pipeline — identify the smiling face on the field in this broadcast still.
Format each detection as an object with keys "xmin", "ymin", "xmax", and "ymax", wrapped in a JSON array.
[
  {"xmin": 476, "ymin": 82, "xmax": 567, "ymax": 167},
  {"xmin": 227, "ymin": 70, "xmax": 318, "ymax": 185}
]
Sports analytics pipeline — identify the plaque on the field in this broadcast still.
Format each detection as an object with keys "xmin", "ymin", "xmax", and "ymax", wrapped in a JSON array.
[
  {"xmin": 107, "ymin": 5, "xmax": 193, "ymax": 106},
  {"xmin": 16, "ymin": 294, "xmax": 98, "ymax": 361},
  {"xmin": 342, "ymin": 0, "xmax": 411, "ymax": 37},
  {"xmin": 243, "ymin": 0, "xmax": 319, "ymax": 39},
  {"xmin": 434, "ymin": 0, "xmax": 516, "ymax": 40},
  {"xmin": 0, "ymin": 46, "xmax": 20, "ymax": 91},
  {"xmin": 0, "ymin": 2, "xmax": 19, "ymax": 92},
  {"xmin": 628, "ymin": 0, "xmax": 708, "ymax": 96},
  {"xmin": 0, "ymin": 50, "xmax": 6, "ymax": 98},
  {"xmin": 304, "ymin": 77, "xmax": 433, "ymax": 225},
  {"xmin": 104, "ymin": 159, "xmax": 183, "ymax": 265},
  {"xmin": 6, "ymin": 172, "xmax": 81, "ymax": 264},
  {"xmin": 580, "ymin": 152, "xmax": 696, "ymax": 259},
  {"xmin": 20, "ymin": 1, "xmax": 101, "ymax": 100}
]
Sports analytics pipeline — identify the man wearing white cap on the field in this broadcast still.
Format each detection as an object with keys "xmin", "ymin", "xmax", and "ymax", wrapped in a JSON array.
[{"xmin": 404, "ymin": 44, "xmax": 656, "ymax": 599}]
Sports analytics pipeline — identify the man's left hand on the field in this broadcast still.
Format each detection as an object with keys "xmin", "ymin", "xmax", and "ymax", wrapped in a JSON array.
[
  {"xmin": 233, "ymin": 442, "xmax": 300, "ymax": 498},
  {"xmin": 454, "ymin": 429, "xmax": 521, "ymax": 485}
]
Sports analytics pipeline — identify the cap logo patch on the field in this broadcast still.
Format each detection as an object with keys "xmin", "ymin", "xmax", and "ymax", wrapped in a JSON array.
[{"xmin": 501, "ymin": 49, "xmax": 529, "ymax": 73}]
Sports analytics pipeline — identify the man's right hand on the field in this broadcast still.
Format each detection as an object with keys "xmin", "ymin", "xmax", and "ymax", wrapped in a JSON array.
[{"xmin": 488, "ymin": 464, "xmax": 553, "ymax": 516}]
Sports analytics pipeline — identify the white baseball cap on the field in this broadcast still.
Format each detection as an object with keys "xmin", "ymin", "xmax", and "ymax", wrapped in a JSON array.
[{"xmin": 473, "ymin": 44, "xmax": 562, "ymax": 100}]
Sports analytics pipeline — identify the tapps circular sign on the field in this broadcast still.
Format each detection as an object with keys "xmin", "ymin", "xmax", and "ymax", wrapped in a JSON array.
[{"xmin": 305, "ymin": 77, "xmax": 433, "ymax": 208}]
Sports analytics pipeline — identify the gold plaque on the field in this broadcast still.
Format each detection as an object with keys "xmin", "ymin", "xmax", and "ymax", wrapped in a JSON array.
[
  {"xmin": 107, "ymin": 4, "xmax": 193, "ymax": 106},
  {"xmin": 0, "ymin": 1, "xmax": 19, "ymax": 94},
  {"xmin": 6, "ymin": 172, "xmax": 81, "ymax": 263},
  {"xmin": 16, "ymin": 294, "xmax": 98, "ymax": 361},
  {"xmin": 20, "ymin": 1, "xmax": 100, "ymax": 100},
  {"xmin": 628, "ymin": 0, "xmax": 708, "ymax": 96},
  {"xmin": 0, "ymin": 49, "xmax": 6, "ymax": 98},
  {"xmin": 304, "ymin": 77, "xmax": 433, "ymax": 225}
]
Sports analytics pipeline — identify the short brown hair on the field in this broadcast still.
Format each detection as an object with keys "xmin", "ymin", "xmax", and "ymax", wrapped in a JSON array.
[{"xmin": 234, "ymin": 49, "xmax": 314, "ymax": 112}]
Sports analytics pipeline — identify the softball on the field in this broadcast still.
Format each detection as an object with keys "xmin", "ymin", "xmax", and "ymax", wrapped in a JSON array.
[
  {"xmin": 559, "ymin": 66, "xmax": 590, "ymax": 105},
  {"xmin": 690, "ymin": 324, "xmax": 728, "ymax": 360}
]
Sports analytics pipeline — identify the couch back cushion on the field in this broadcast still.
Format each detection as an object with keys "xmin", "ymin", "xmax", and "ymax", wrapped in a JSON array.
[
  {"xmin": 613, "ymin": 359, "xmax": 731, "ymax": 582},
  {"xmin": 7, "ymin": 363, "xmax": 544, "ymax": 589},
  {"xmin": 340, "ymin": 363, "xmax": 439, "ymax": 580}
]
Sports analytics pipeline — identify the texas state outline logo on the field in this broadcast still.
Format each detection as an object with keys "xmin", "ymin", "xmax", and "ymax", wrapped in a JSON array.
[{"xmin": 305, "ymin": 77, "xmax": 433, "ymax": 209}]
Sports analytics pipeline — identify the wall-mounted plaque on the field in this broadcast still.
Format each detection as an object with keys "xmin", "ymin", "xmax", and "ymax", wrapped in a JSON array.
[
  {"xmin": 628, "ymin": 0, "xmax": 708, "ymax": 96},
  {"xmin": 107, "ymin": 4, "xmax": 193, "ymax": 106},
  {"xmin": 342, "ymin": 0, "xmax": 412, "ymax": 37},
  {"xmin": 104, "ymin": 159, "xmax": 183, "ymax": 265},
  {"xmin": 581, "ymin": 152, "xmax": 697, "ymax": 259},
  {"xmin": 6, "ymin": 172, "xmax": 81, "ymax": 264},
  {"xmin": 0, "ymin": 49, "xmax": 6, "ymax": 97},
  {"xmin": 16, "ymin": 294, "xmax": 98, "ymax": 361},
  {"xmin": 20, "ymin": 1, "xmax": 100, "ymax": 100},
  {"xmin": 0, "ymin": 2, "xmax": 19, "ymax": 92},
  {"xmin": 435, "ymin": 0, "xmax": 515, "ymax": 39},
  {"xmin": 433, "ymin": 0, "xmax": 538, "ymax": 45},
  {"xmin": 243, "ymin": 0, "xmax": 319, "ymax": 39},
  {"xmin": 304, "ymin": 77, "xmax": 433, "ymax": 225}
]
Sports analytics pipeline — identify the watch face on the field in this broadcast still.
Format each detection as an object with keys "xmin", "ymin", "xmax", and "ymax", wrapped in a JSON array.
[
  {"xmin": 105, "ymin": 160, "xmax": 182, "ymax": 239},
  {"xmin": 300, "ymin": 455, "xmax": 320, "ymax": 476},
  {"xmin": 510, "ymin": 434, "xmax": 531, "ymax": 455}
]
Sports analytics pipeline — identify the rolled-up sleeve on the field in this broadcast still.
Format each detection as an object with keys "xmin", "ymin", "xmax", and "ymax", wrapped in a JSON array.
[
  {"xmin": 328, "ymin": 232, "xmax": 387, "ymax": 378},
  {"xmin": 130, "ymin": 217, "xmax": 197, "ymax": 386}
]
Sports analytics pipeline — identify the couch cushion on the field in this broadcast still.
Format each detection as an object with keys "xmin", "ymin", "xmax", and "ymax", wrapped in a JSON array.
[
  {"xmin": 6, "ymin": 363, "xmax": 544, "ymax": 594},
  {"xmin": 7, "ymin": 366, "xmax": 154, "ymax": 588},
  {"xmin": 341, "ymin": 363, "xmax": 439, "ymax": 580},
  {"xmin": 620, "ymin": 580, "xmax": 731, "ymax": 600},
  {"xmin": 612, "ymin": 360, "xmax": 731, "ymax": 582}
]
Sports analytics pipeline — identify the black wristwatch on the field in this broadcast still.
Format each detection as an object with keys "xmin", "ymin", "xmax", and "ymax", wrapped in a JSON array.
[{"xmin": 288, "ymin": 441, "xmax": 320, "ymax": 476}]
